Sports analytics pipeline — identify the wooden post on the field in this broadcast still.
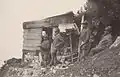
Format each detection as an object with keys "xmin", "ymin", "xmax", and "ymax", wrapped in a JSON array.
[
  {"xmin": 80, "ymin": 15, "xmax": 85, "ymax": 31},
  {"xmin": 77, "ymin": 15, "xmax": 85, "ymax": 62},
  {"xmin": 38, "ymin": 28, "xmax": 43, "ymax": 65},
  {"xmin": 69, "ymin": 33, "xmax": 73, "ymax": 63},
  {"xmin": 22, "ymin": 50, "xmax": 25, "ymax": 63}
]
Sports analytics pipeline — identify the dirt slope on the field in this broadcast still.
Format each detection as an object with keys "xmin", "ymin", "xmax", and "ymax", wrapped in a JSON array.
[
  {"xmin": 1, "ymin": 45, "xmax": 120, "ymax": 77},
  {"xmin": 42, "ymin": 45, "xmax": 120, "ymax": 77}
]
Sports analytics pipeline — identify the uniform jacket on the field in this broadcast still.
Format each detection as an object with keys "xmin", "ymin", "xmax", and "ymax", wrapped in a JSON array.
[
  {"xmin": 79, "ymin": 28, "xmax": 91, "ymax": 44},
  {"xmin": 40, "ymin": 38, "xmax": 51, "ymax": 51},
  {"xmin": 52, "ymin": 33, "xmax": 64, "ymax": 49},
  {"xmin": 96, "ymin": 33, "xmax": 113, "ymax": 49}
]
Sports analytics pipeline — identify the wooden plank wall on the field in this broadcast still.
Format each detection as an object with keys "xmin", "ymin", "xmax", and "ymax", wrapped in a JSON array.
[{"xmin": 23, "ymin": 28, "xmax": 42, "ymax": 51}]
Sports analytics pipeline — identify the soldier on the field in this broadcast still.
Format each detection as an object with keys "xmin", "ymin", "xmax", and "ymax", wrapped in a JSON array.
[
  {"xmin": 89, "ymin": 26, "xmax": 113, "ymax": 56},
  {"xmin": 78, "ymin": 20, "xmax": 91, "ymax": 61},
  {"xmin": 40, "ymin": 31, "xmax": 51, "ymax": 67},
  {"xmin": 48, "ymin": 27, "xmax": 65, "ymax": 66}
]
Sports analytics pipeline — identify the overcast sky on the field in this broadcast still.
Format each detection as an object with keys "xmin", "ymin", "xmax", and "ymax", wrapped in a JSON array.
[{"xmin": 0, "ymin": 0, "xmax": 87, "ymax": 62}]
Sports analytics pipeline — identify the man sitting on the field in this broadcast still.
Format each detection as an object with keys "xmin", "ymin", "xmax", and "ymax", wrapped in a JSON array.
[{"xmin": 89, "ymin": 26, "xmax": 113, "ymax": 56}]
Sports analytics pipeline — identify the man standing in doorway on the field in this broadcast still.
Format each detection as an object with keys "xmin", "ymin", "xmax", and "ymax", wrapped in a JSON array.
[{"xmin": 38, "ymin": 31, "xmax": 51, "ymax": 67}]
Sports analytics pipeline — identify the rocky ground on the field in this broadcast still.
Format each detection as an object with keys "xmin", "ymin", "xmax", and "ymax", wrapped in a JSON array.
[
  {"xmin": 1, "ymin": 42, "xmax": 120, "ymax": 77},
  {"xmin": 42, "ymin": 45, "xmax": 120, "ymax": 77}
]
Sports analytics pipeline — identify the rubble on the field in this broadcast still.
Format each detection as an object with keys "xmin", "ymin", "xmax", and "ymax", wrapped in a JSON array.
[{"xmin": 93, "ymin": 74, "xmax": 99, "ymax": 77}]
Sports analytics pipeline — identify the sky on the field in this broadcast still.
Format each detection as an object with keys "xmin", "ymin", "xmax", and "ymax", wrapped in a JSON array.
[{"xmin": 0, "ymin": 0, "xmax": 87, "ymax": 63}]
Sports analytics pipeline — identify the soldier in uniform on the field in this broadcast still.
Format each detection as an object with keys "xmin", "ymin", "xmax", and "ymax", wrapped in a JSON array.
[
  {"xmin": 49, "ymin": 27, "xmax": 65, "ymax": 66},
  {"xmin": 39, "ymin": 31, "xmax": 51, "ymax": 67},
  {"xmin": 78, "ymin": 20, "xmax": 91, "ymax": 61},
  {"xmin": 89, "ymin": 26, "xmax": 113, "ymax": 56}
]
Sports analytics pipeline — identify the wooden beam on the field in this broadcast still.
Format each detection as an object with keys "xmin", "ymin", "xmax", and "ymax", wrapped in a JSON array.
[
  {"xmin": 77, "ymin": 15, "xmax": 85, "ymax": 62},
  {"xmin": 69, "ymin": 33, "xmax": 73, "ymax": 63}
]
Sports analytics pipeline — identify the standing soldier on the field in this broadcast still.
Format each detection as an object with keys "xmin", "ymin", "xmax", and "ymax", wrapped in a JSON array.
[
  {"xmin": 49, "ymin": 27, "xmax": 65, "ymax": 67},
  {"xmin": 39, "ymin": 31, "xmax": 51, "ymax": 67},
  {"xmin": 78, "ymin": 20, "xmax": 91, "ymax": 61}
]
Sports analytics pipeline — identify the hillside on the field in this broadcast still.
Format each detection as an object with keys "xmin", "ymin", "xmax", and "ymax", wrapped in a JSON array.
[
  {"xmin": 42, "ymin": 45, "xmax": 120, "ymax": 77},
  {"xmin": 0, "ymin": 42, "xmax": 120, "ymax": 77}
]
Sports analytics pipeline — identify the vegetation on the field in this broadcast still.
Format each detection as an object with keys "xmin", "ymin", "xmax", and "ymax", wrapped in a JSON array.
[{"xmin": 85, "ymin": 0, "xmax": 120, "ymax": 36}]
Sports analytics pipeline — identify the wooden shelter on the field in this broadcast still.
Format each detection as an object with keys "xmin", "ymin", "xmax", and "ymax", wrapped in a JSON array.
[{"xmin": 22, "ymin": 12, "xmax": 79, "ymax": 63}]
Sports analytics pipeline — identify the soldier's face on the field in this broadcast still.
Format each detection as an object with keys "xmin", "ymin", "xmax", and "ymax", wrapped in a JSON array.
[
  {"xmin": 104, "ymin": 30, "xmax": 109, "ymax": 35},
  {"xmin": 54, "ymin": 30, "xmax": 59, "ymax": 36}
]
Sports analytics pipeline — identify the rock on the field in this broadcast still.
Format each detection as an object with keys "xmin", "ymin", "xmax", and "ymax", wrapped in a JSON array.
[
  {"xmin": 93, "ymin": 74, "xmax": 99, "ymax": 77},
  {"xmin": 87, "ymin": 74, "xmax": 91, "ymax": 77},
  {"xmin": 70, "ymin": 73, "xmax": 73, "ymax": 77},
  {"xmin": 118, "ymin": 52, "xmax": 120, "ymax": 56},
  {"xmin": 109, "ymin": 36, "xmax": 120, "ymax": 49},
  {"xmin": 52, "ymin": 69, "xmax": 57, "ymax": 74},
  {"xmin": 60, "ymin": 75, "xmax": 65, "ymax": 77},
  {"xmin": 32, "ymin": 70, "xmax": 38, "ymax": 76}
]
